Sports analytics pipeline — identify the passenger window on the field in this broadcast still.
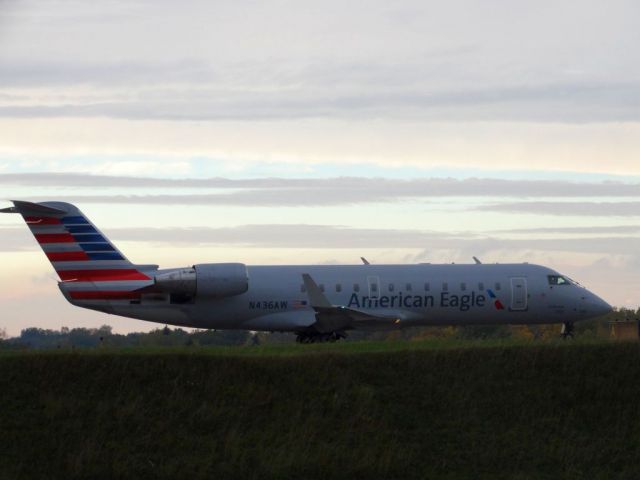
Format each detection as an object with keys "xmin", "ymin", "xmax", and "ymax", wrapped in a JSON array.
[
  {"xmin": 461, "ymin": 282, "xmax": 467, "ymax": 291},
  {"xmin": 406, "ymin": 283, "xmax": 412, "ymax": 292},
  {"xmin": 354, "ymin": 283, "xmax": 360, "ymax": 292},
  {"xmin": 336, "ymin": 284, "xmax": 342, "ymax": 293},
  {"xmin": 388, "ymin": 283, "xmax": 395, "ymax": 292},
  {"xmin": 300, "ymin": 285, "xmax": 306, "ymax": 293},
  {"xmin": 424, "ymin": 282, "xmax": 430, "ymax": 291},
  {"xmin": 495, "ymin": 282, "xmax": 501, "ymax": 291},
  {"xmin": 478, "ymin": 282, "xmax": 484, "ymax": 291},
  {"xmin": 442, "ymin": 282, "xmax": 448, "ymax": 292}
]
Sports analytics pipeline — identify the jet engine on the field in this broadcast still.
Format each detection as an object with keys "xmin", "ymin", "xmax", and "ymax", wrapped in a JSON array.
[{"xmin": 153, "ymin": 263, "xmax": 249, "ymax": 298}]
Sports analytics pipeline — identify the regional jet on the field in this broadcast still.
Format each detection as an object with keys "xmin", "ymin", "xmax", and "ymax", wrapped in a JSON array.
[{"xmin": 2, "ymin": 201, "xmax": 612, "ymax": 342}]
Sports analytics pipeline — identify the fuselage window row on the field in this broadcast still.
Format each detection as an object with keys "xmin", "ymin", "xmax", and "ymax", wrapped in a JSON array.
[{"xmin": 300, "ymin": 279, "xmax": 509, "ymax": 297}]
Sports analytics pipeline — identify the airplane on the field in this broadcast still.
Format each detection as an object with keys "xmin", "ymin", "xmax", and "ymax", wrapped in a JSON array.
[{"xmin": 2, "ymin": 200, "xmax": 612, "ymax": 342}]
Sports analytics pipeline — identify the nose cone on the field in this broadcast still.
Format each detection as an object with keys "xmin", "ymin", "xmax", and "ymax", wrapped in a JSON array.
[{"xmin": 585, "ymin": 292, "xmax": 613, "ymax": 318}]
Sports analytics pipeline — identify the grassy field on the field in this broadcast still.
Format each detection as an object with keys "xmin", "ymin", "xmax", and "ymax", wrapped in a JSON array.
[{"xmin": 1, "ymin": 339, "xmax": 639, "ymax": 479}]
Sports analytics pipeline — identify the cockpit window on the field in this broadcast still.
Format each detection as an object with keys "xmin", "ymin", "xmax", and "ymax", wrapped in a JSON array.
[{"xmin": 548, "ymin": 275, "xmax": 570, "ymax": 286}]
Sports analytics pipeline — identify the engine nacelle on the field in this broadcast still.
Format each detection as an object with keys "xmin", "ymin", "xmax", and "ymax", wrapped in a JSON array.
[{"xmin": 154, "ymin": 263, "xmax": 249, "ymax": 298}]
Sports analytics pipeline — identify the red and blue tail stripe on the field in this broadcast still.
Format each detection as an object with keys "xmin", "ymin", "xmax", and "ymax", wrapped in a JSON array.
[{"xmin": 10, "ymin": 201, "xmax": 154, "ymax": 303}]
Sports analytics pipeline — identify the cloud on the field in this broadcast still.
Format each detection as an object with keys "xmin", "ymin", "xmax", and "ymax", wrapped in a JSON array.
[
  {"xmin": 0, "ymin": 60, "xmax": 214, "ymax": 87},
  {"xmin": 0, "ymin": 224, "xmax": 459, "ymax": 252},
  {"xmin": 1, "ymin": 1, "xmax": 639, "ymax": 126},
  {"xmin": 17, "ymin": 192, "xmax": 400, "ymax": 207},
  {"xmin": 108, "ymin": 225, "xmax": 456, "ymax": 248},
  {"xmin": 2, "ymin": 224, "xmax": 638, "ymax": 255},
  {"xmin": 123, "ymin": 226, "xmax": 640, "ymax": 256},
  {"xmin": 2, "ymin": 173, "xmax": 640, "ymax": 200},
  {"xmin": 0, "ymin": 227, "xmax": 35, "ymax": 252},
  {"xmin": 1, "ymin": 174, "xmax": 638, "ymax": 208},
  {"xmin": 1, "ymin": 81, "xmax": 639, "ymax": 123},
  {"xmin": 29, "ymin": 194, "xmax": 640, "ymax": 210},
  {"xmin": 480, "ymin": 202, "xmax": 640, "ymax": 217},
  {"xmin": 496, "ymin": 225, "xmax": 640, "ymax": 234}
]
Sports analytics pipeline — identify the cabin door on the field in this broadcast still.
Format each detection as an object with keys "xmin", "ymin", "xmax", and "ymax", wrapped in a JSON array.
[{"xmin": 510, "ymin": 277, "xmax": 528, "ymax": 311}]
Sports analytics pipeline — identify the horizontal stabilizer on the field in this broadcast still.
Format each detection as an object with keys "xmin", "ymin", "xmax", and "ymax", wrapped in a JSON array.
[
  {"xmin": 0, "ymin": 206, "xmax": 17, "ymax": 213},
  {"xmin": 10, "ymin": 200, "xmax": 68, "ymax": 215}
]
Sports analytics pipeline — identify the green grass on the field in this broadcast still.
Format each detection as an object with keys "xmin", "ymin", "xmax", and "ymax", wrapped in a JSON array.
[
  {"xmin": 0, "ymin": 335, "xmax": 614, "ymax": 358},
  {"xmin": 1, "ymin": 339, "xmax": 639, "ymax": 479}
]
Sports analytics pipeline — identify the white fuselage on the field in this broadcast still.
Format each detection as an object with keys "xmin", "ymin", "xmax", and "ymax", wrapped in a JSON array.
[{"xmin": 66, "ymin": 263, "xmax": 611, "ymax": 333}]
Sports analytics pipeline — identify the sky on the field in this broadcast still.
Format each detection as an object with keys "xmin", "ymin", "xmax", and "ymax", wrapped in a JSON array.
[{"xmin": 1, "ymin": 0, "xmax": 639, "ymax": 336}]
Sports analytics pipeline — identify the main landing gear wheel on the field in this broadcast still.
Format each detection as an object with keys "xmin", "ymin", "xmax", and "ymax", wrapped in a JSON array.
[
  {"xmin": 296, "ymin": 331, "xmax": 347, "ymax": 344},
  {"xmin": 560, "ymin": 321, "xmax": 574, "ymax": 339}
]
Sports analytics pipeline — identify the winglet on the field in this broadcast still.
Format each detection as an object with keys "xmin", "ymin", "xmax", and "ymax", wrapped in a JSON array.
[
  {"xmin": 360, "ymin": 256, "xmax": 370, "ymax": 265},
  {"xmin": 473, "ymin": 256, "xmax": 482, "ymax": 264},
  {"xmin": 302, "ymin": 273, "xmax": 333, "ymax": 309}
]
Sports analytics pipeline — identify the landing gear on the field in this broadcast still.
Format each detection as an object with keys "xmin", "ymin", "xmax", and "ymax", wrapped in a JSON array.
[
  {"xmin": 295, "ymin": 331, "xmax": 347, "ymax": 344},
  {"xmin": 561, "ymin": 321, "xmax": 574, "ymax": 339}
]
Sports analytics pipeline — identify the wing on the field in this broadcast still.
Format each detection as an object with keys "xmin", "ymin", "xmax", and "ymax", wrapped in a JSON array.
[{"xmin": 302, "ymin": 273, "xmax": 400, "ymax": 333}]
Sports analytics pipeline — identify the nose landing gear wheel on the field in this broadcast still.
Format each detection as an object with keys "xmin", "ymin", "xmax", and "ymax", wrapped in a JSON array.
[{"xmin": 560, "ymin": 321, "xmax": 574, "ymax": 339}]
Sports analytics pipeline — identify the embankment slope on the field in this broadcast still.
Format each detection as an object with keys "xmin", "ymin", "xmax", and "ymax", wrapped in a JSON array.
[{"xmin": 1, "ymin": 342, "xmax": 639, "ymax": 479}]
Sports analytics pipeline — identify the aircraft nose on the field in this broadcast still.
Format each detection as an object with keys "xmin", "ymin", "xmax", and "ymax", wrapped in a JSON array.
[{"xmin": 584, "ymin": 293, "xmax": 613, "ymax": 317}]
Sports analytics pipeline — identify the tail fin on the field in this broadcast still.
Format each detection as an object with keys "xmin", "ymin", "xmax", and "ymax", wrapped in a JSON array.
[{"xmin": 3, "ymin": 201, "xmax": 155, "ymax": 303}]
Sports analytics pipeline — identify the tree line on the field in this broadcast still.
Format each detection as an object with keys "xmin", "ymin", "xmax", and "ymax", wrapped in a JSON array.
[{"xmin": 0, "ymin": 307, "xmax": 637, "ymax": 350}]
